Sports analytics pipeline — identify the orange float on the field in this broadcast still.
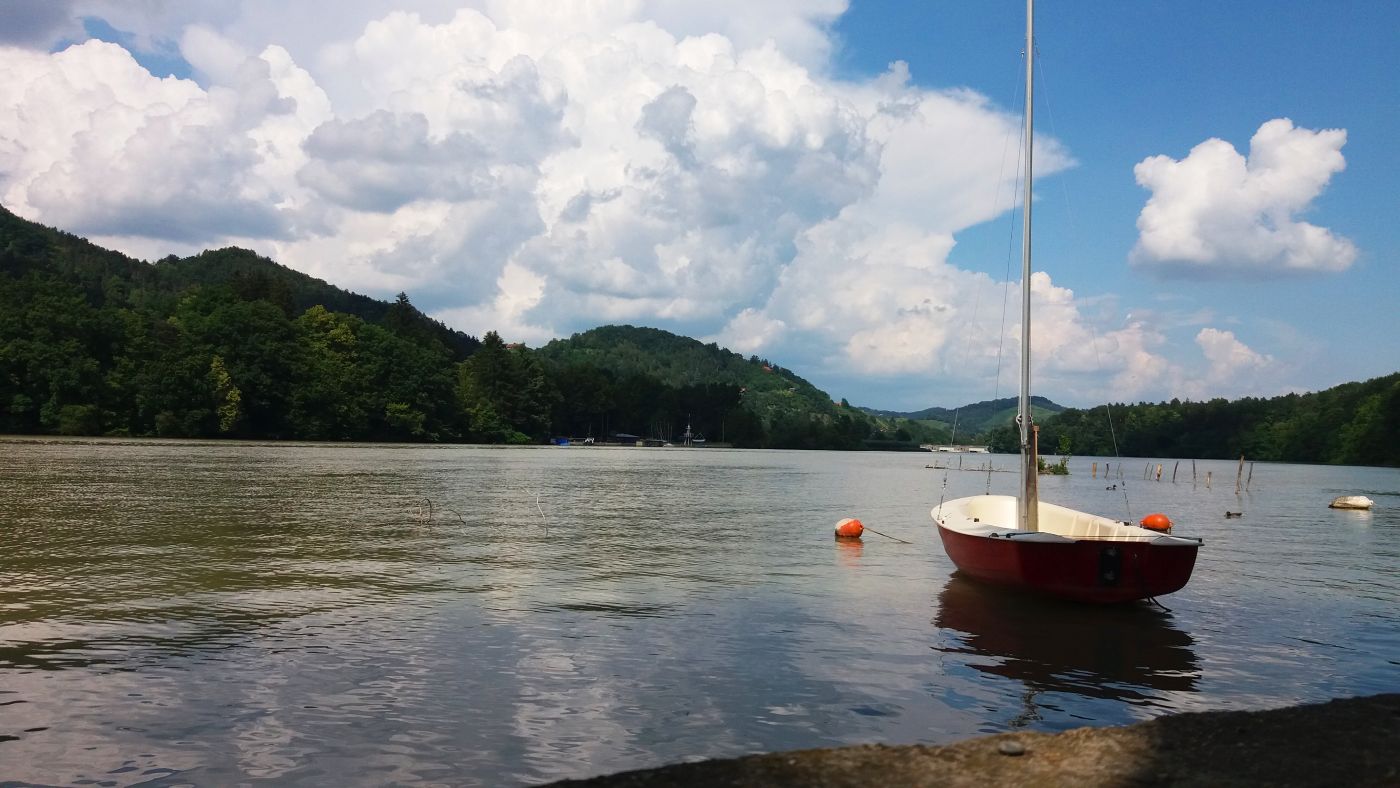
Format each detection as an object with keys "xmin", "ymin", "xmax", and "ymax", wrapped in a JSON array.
[
  {"xmin": 1139, "ymin": 513, "xmax": 1173, "ymax": 532},
  {"xmin": 834, "ymin": 517, "xmax": 865, "ymax": 540}
]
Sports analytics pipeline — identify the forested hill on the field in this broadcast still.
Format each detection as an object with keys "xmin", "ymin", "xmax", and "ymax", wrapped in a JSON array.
[
  {"xmin": 0, "ymin": 206, "xmax": 887, "ymax": 448},
  {"xmin": 863, "ymin": 395, "xmax": 1064, "ymax": 439},
  {"xmin": 539, "ymin": 325, "xmax": 835, "ymax": 413},
  {"xmin": 986, "ymin": 373, "xmax": 1400, "ymax": 467},
  {"xmin": 0, "ymin": 205, "xmax": 480, "ymax": 360},
  {"xmin": 535, "ymin": 325, "xmax": 874, "ymax": 447},
  {"xmin": 1, "ymin": 204, "xmax": 482, "ymax": 441}
]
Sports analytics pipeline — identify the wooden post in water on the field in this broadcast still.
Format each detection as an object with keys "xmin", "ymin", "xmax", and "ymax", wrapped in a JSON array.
[
  {"xmin": 1192, "ymin": 459, "xmax": 1197, "ymax": 484},
  {"xmin": 1235, "ymin": 455, "xmax": 1245, "ymax": 495},
  {"xmin": 1144, "ymin": 464, "xmax": 1150, "ymax": 480},
  {"xmin": 1246, "ymin": 462, "xmax": 1255, "ymax": 491},
  {"xmin": 1206, "ymin": 470, "xmax": 1212, "ymax": 489},
  {"xmin": 1172, "ymin": 461, "xmax": 1179, "ymax": 483},
  {"xmin": 1092, "ymin": 461, "xmax": 1098, "ymax": 478},
  {"xmin": 1155, "ymin": 463, "xmax": 1163, "ymax": 481}
]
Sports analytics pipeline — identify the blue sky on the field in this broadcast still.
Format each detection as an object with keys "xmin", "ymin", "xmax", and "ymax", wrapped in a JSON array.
[
  {"xmin": 832, "ymin": 1, "xmax": 1400, "ymax": 404},
  {"xmin": 2, "ymin": 1, "xmax": 1396, "ymax": 409}
]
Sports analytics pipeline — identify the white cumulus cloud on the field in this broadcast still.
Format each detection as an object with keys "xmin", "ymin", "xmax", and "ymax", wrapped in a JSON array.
[
  {"xmin": 0, "ymin": 35, "xmax": 332, "ymax": 248},
  {"xmin": 0, "ymin": 2, "xmax": 1301, "ymax": 408},
  {"xmin": 1184, "ymin": 327, "xmax": 1277, "ymax": 399},
  {"xmin": 1131, "ymin": 118, "xmax": 1356, "ymax": 276}
]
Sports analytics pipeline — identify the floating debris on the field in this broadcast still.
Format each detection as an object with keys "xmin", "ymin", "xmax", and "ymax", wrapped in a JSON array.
[{"xmin": 1328, "ymin": 495, "xmax": 1374, "ymax": 510}]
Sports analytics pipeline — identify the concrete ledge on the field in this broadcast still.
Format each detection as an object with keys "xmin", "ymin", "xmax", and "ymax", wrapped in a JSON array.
[{"xmin": 550, "ymin": 694, "xmax": 1400, "ymax": 787}]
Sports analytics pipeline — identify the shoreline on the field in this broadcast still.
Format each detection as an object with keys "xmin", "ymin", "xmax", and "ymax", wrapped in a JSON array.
[{"xmin": 549, "ymin": 694, "xmax": 1400, "ymax": 787}]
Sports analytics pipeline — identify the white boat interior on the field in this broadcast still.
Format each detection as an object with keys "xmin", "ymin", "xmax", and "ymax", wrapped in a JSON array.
[{"xmin": 934, "ymin": 494, "xmax": 1199, "ymax": 545}]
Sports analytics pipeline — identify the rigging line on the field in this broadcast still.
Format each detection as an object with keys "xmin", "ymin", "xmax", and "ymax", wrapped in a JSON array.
[
  {"xmin": 992, "ymin": 49, "xmax": 1028, "ymax": 408},
  {"xmin": 949, "ymin": 53, "xmax": 1026, "ymax": 449},
  {"xmin": 1034, "ymin": 51, "xmax": 1133, "ymax": 521},
  {"xmin": 986, "ymin": 48, "xmax": 1030, "ymax": 493}
]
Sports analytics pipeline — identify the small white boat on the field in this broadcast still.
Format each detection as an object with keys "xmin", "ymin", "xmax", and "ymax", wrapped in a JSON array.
[{"xmin": 1329, "ymin": 495, "xmax": 1374, "ymax": 510}]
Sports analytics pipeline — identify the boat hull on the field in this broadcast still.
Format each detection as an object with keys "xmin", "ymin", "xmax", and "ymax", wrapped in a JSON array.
[{"xmin": 936, "ymin": 522, "xmax": 1199, "ymax": 604}]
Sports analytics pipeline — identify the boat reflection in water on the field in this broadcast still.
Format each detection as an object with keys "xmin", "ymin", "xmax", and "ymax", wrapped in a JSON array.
[{"xmin": 933, "ymin": 574, "xmax": 1200, "ymax": 727}]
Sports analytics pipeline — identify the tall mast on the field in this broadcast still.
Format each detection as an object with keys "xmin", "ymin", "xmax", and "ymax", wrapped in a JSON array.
[{"xmin": 1018, "ymin": 0, "xmax": 1040, "ymax": 531}]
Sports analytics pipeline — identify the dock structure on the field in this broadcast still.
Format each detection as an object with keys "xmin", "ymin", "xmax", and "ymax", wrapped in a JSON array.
[{"xmin": 920, "ymin": 444, "xmax": 990, "ymax": 454}]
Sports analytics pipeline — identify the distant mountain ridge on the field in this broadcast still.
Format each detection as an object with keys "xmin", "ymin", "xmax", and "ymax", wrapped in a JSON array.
[{"xmin": 862, "ymin": 395, "xmax": 1065, "ymax": 439}]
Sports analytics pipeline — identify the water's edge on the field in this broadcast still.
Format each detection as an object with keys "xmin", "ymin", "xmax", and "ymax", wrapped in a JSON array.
[{"xmin": 550, "ymin": 694, "xmax": 1400, "ymax": 787}]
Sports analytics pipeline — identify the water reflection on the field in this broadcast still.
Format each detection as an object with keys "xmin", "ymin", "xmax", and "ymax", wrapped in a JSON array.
[
  {"xmin": 3, "ymin": 440, "xmax": 1396, "ymax": 786},
  {"xmin": 834, "ymin": 540, "xmax": 864, "ymax": 567},
  {"xmin": 933, "ymin": 574, "xmax": 1200, "ymax": 722}
]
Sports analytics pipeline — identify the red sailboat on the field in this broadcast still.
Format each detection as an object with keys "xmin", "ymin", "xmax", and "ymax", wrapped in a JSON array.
[{"xmin": 931, "ymin": 0, "xmax": 1201, "ymax": 604}]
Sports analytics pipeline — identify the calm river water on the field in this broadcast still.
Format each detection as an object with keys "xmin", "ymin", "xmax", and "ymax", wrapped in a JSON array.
[{"xmin": 2, "ymin": 439, "xmax": 1397, "ymax": 785}]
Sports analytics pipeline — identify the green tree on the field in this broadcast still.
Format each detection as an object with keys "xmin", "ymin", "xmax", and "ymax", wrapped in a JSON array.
[
  {"xmin": 357, "ymin": 321, "xmax": 458, "ymax": 441},
  {"xmin": 207, "ymin": 355, "xmax": 243, "ymax": 434},
  {"xmin": 0, "ymin": 272, "xmax": 107, "ymax": 434},
  {"xmin": 289, "ymin": 306, "xmax": 368, "ymax": 439},
  {"xmin": 458, "ymin": 331, "xmax": 557, "ymax": 442}
]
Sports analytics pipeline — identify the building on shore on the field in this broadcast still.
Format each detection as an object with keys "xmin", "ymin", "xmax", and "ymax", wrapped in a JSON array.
[{"xmin": 921, "ymin": 444, "xmax": 990, "ymax": 453}]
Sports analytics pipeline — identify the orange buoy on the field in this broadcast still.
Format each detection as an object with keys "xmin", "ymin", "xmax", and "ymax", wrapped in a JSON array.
[
  {"xmin": 1140, "ymin": 513, "xmax": 1172, "ymax": 532},
  {"xmin": 834, "ymin": 517, "xmax": 865, "ymax": 540}
]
